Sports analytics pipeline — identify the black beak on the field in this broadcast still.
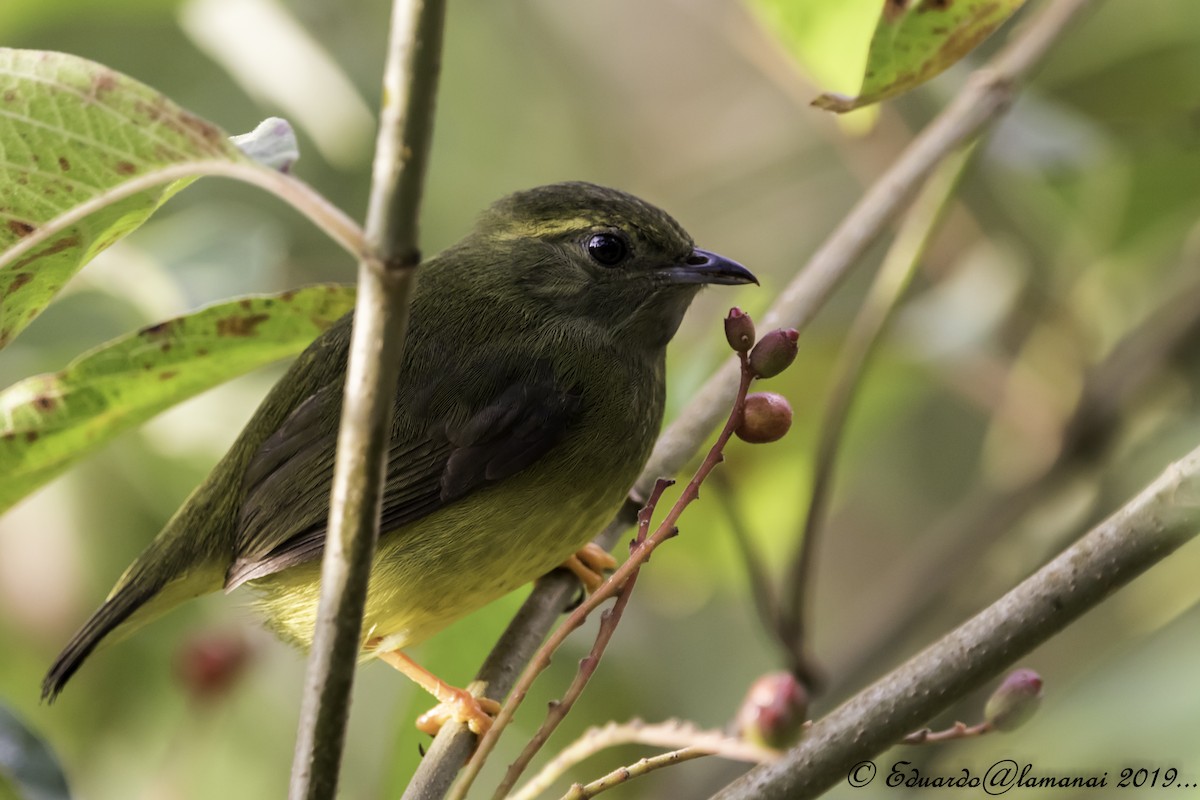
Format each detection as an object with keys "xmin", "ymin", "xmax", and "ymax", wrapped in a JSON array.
[{"xmin": 658, "ymin": 248, "xmax": 758, "ymax": 286}]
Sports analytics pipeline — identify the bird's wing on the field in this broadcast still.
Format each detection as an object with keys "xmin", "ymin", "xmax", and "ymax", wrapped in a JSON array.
[{"xmin": 224, "ymin": 363, "xmax": 582, "ymax": 590}]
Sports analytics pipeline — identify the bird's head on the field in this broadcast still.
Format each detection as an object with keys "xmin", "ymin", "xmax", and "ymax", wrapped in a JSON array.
[{"xmin": 464, "ymin": 182, "xmax": 756, "ymax": 349}]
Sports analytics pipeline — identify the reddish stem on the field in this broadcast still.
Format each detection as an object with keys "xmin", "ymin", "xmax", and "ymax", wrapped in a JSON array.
[
  {"xmin": 902, "ymin": 720, "xmax": 991, "ymax": 744},
  {"xmin": 494, "ymin": 478, "xmax": 674, "ymax": 796},
  {"xmin": 456, "ymin": 355, "xmax": 755, "ymax": 800}
]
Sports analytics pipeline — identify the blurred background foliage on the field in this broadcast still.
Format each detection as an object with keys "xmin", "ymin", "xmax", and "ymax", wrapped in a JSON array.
[{"xmin": 3, "ymin": 0, "xmax": 1200, "ymax": 798}]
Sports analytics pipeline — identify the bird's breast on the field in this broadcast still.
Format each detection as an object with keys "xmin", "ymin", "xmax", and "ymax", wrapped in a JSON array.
[{"xmin": 250, "ymin": 346, "xmax": 666, "ymax": 654}]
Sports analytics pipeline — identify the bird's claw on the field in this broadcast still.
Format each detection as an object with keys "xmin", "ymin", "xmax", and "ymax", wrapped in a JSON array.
[
  {"xmin": 416, "ymin": 690, "xmax": 501, "ymax": 736},
  {"xmin": 561, "ymin": 542, "xmax": 617, "ymax": 594}
]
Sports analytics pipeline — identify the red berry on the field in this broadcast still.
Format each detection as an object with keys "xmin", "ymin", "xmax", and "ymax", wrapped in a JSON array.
[
  {"xmin": 736, "ymin": 392, "xmax": 793, "ymax": 444},
  {"xmin": 737, "ymin": 672, "xmax": 809, "ymax": 749}
]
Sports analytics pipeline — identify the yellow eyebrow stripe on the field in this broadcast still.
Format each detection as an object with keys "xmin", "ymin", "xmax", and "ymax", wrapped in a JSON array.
[{"xmin": 490, "ymin": 217, "xmax": 597, "ymax": 241}]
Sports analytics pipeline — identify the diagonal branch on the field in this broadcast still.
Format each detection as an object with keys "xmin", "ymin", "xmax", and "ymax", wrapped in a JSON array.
[
  {"xmin": 637, "ymin": 0, "xmax": 1096, "ymax": 502},
  {"xmin": 825, "ymin": 268, "xmax": 1200, "ymax": 700},
  {"xmin": 710, "ymin": 436, "xmax": 1200, "ymax": 799},
  {"xmin": 288, "ymin": 1, "xmax": 445, "ymax": 798}
]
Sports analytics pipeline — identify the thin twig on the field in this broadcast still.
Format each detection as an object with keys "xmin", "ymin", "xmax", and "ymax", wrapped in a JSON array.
[
  {"xmin": 288, "ymin": 2, "xmax": 445, "ymax": 799},
  {"xmin": 711, "ymin": 446, "xmax": 1200, "ymax": 798},
  {"xmin": 510, "ymin": 719, "xmax": 777, "ymax": 800},
  {"xmin": 901, "ymin": 721, "xmax": 990, "ymax": 744},
  {"xmin": 777, "ymin": 146, "xmax": 976, "ymax": 686},
  {"xmin": 560, "ymin": 749, "xmax": 712, "ymax": 800},
  {"xmin": 448, "ymin": 359, "xmax": 756, "ymax": 800},
  {"xmin": 495, "ymin": 478, "xmax": 674, "ymax": 797},
  {"xmin": 0, "ymin": 160, "xmax": 368, "ymax": 271}
]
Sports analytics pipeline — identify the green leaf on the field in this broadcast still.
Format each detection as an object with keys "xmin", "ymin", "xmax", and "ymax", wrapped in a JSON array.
[
  {"xmin": 0, "ymin": 284, "xmax": 355, "ymax": 512},
  {"xmin": 0, "ymin": 48, "xmax": 250, "ymax": 349},
  {"xmin": 812, "ymin": 0, "xmax": 1028, "ymax": 113},
  {"xmin": 0, "ymin": 705, "xmax": 70, "ymax": 800},
  {"xmin": 747, "ymin": 0, "xmax": 880, "ymax": 105}
]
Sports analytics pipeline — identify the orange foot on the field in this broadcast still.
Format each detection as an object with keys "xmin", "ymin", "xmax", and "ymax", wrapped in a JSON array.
[
  {"xmin": 374, "ymin": 648, "xmax": 501, "ymax": 735},
  {"xmin": 414, "ymin": 692, "xmax": 502, "ymax": 737},
  {"xmin": 561, "ymin": 542, "xmax": 618, "ymax": 593}
]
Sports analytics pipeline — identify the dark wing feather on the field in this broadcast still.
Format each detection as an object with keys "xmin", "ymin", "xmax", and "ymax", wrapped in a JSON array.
[
  {"xmin": 440, "ymin": 381, "xmax": 581, "ymax": 500},
  {"xmin": 224, "ymin": 370, "xmax": 581, "ymax": 590}
]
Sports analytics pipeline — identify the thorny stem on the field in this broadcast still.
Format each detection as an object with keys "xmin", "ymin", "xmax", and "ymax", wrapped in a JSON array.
[
  {"xmin": 492, "ymin": 478, "xmax": 674, "ymax": 799},
  {"xmin": 448, "ymin": 357, "xmax": 757, "ymax": 800}
]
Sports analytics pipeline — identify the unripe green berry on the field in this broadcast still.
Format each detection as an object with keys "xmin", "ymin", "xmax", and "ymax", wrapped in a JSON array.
[
  {"xmin": 748, "ymin": 329, "xmax": 799, "ymax": 379},
  {"xmin": 736, "ymin": 392, "xmax": 792, "ymax": 444},
  {"xmin": 737, "ymin": 671, "xmax": 809, "ymax": 749},
  {"xmin": 984, "ymin": 668, "xmax": 1043, "ymax": 732},
  {"xmin": 725, "ymin": 307, "xmax": 756, "ymax": 353}
]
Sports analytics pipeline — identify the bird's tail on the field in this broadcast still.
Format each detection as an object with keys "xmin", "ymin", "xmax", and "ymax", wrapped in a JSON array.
[
  {"xmin": 40, "ymin": 325, "xmax": 332, "ymax": 700},
  {"xmin": 41, "ymin": 579, "xmax": 155, "ymax": 701},
  {"xmin": 42, "ymin": 478, "xmax": 232, "ymax": 701}
]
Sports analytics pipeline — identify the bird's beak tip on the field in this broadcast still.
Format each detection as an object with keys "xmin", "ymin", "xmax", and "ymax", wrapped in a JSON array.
[{"xmin": 663, "ymin": 248, "xmax": 757, "ymax": 287}]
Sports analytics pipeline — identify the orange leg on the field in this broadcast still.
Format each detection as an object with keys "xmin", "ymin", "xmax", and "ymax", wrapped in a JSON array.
[
  {"xmin": 561, "ymin": 542, "xmax": 618, "ymax": 593},
  {"xmin": 374, "ymin": 648, "xmax": 500, "ymax": 736}
]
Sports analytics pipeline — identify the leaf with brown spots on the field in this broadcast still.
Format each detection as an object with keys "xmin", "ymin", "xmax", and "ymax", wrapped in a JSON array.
[
  {"xmin": 810, "ymin": 0, "xmax": 1028, "ymax": 112},
  {"xmin": 0, "ymin": 284, "xmax": 355, "ymax": 512},
  {"xmin": 0, "ymin": 48, "xmax": 258, "ymax": 350},
  {"xmin": 216, "ymin": 313, "xmax": 270, "ymax": 337}
]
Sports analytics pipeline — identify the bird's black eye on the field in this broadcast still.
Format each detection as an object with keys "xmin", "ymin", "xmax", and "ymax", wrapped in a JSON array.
[{"xmin": 585, "ymin": 233, "xmax": 629, "ymax": 267}]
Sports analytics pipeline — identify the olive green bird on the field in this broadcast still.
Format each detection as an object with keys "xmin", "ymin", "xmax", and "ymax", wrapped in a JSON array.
[{"xmin": 43, "ymin": 181, "xmax": 755, "ymax": 733}]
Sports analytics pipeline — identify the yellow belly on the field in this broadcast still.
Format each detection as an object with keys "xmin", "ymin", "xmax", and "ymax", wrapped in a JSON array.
[{"xmin": 246, "ymin": 461, "xmax": 624, "ymax": 654}]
